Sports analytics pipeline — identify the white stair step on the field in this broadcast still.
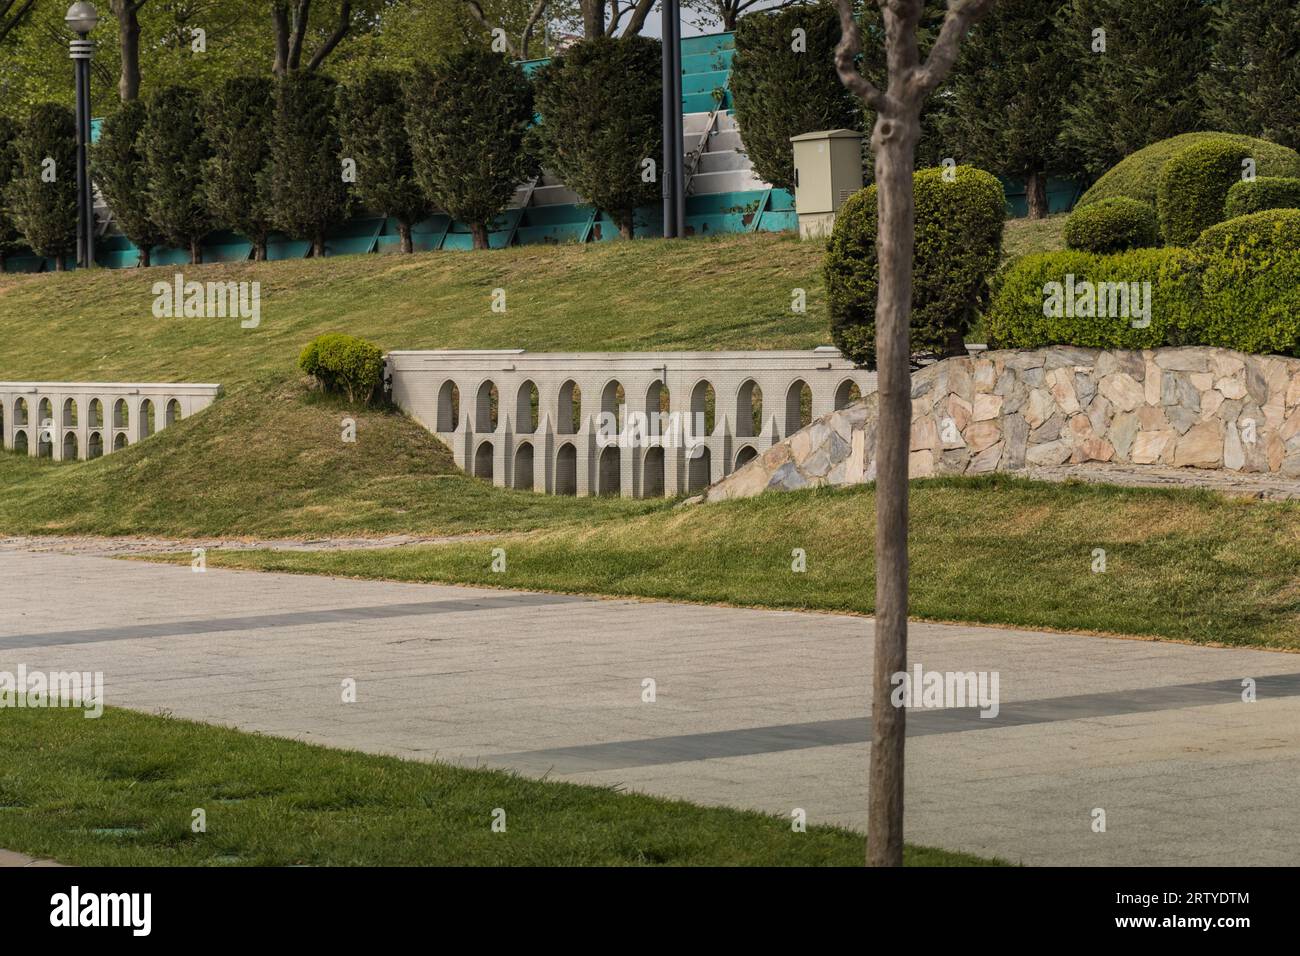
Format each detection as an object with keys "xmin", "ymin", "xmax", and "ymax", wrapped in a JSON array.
[
  {"xmin": 690, "ymin": 168, "xmax": 767, "ymax": 195},
  {"xmin": 708, "ymin": 129, "xmax": 744, "ymax": 152},
  {"xmin": 696, "ymin": 149, "xmax": 751, "ymax": 173}
]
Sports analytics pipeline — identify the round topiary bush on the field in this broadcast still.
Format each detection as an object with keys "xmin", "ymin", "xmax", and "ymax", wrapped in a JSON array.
[
  {"xmin": 299, "ymin": 333, "xmax": 385, "ymax": 403},
  {"xmin": 826, "ymin": 165, "xmax": 1005, "ymax": 369},
  {"xmin": 1063, "ymin": 197, "xmax": 1160, "ymax": 254},
  {"xmin": 1224, "ymin": 177, "xmax": 1300, "ymax": 219},
  {"xmin": 1156, "ymin": 139, "xmax": 1252, "ymax": 246},
  {"xmin": 1189, "ymin": 210, "xmax": 1300, "ymax": 355},
  {"xmin": 1076, "ymin": 132, "xmax": 1300, "ymax": 210}
]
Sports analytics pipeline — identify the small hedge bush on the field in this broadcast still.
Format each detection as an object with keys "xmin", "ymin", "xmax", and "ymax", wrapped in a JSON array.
[
  {"xmin": 826, "ymin": 165, "xmax": 1005, "ymax": 368},
  {"xmin": 1224, "ymin": 177, "xmax": 1300, "ymax": 219},
  {"xmin": 299, "ymin": 333, "xmax": 385, "ymax": 403},
  {"xmin": 1189, "ymin": 211, "xmax": 1300, "ymax": 356},
  {"xmin": 1064, "ymin": 197, "xmax": 1160, "ymax": 254},
  {"xmin": 1155, "ymin": 139, "xmax": 1251, "ymax": 246},
  {"xmin": 1076, "ymin": 132, "xmax": 1300, "ymax": 209},
  {"xmin": 985, "ymin": 248, "xmax": 1202, "ymax": 351}
]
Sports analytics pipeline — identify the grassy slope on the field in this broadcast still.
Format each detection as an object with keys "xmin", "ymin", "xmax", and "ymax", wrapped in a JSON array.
[
  {"xmin": 0, "ymin": 705, "xmax": 997, "ymax": 866},
  {"xmin": 0, "ymin": 233, "xmax": 824, "ymax": 536},
  {"xmin": 166, "ymin": 477, "xmax": 1300, "ymax": 650}
]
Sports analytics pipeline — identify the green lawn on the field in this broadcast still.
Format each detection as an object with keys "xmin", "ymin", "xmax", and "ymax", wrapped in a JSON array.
[
  {"xmin": 0, "ymin": 705, "xmax": 997, "ymax": 866},
  {"xmin": 147, "ymin": 476, "xmax": 1300, "ymax": 650}
]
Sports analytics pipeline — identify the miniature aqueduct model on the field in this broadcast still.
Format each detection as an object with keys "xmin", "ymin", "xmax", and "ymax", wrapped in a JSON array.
[
  {"xmin": 0, "ymin": 383, "xmax": 222, "ymax": 461},
  {"xmin": 387, "ymin": 349, "xmax": 878, "ymax": 498}
]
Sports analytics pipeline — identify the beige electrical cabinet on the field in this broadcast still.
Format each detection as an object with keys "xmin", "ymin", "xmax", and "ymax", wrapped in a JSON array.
[{"xmin": 790, "ymin": 129, "xmax": 864, "ymax": 239}]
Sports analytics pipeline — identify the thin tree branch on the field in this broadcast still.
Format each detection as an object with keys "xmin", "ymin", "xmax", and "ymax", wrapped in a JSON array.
[
  {"xmin": 910, "ymin": 0, "xmax": 996, "ymax": 96},
  {"xmin": 519, "ymin": 0, "xmax": 549, "ymax": 59},
  {"xmin": 463, "ymin": 0, "xmax": 520, "ymax": 57},
  {"xmin": 833, "ymin": 0, "xmax": 887, "ymax": 111},
  {"xmin": 287, "ymin": 0, "xmax": 310, "ymax": 70},
  {"xmin": 305, "ymin": 0, "xmax": 353, "ymax": 71},
  {"xmin": 0, "ymin": 0, "xmax": 36, "ymax": 46}
]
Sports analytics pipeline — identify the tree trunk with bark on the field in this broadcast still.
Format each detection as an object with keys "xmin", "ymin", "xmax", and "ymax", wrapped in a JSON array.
[
  {"xmin": 1024, "ymin": 169, "xmax": 1048, "ymax": 219},
  {"xmin": 470, "ymin": 222, "xmax": 489, "ymax": 250},
  {"xmin": 114, "ymin": 1, "xmax": 143, "ymax": 102},
  {"xmin": 138, "ymin": 246, "xmax": 151, "ymax": 267},
  {"xmin": 189, "ymin": 238, "xmax": 202, "ymax": 264},
  {"xmin": 398, "ymin": 220, "xmax": 413, "ymax": 254},
  {"xmin": 311, "ymin": 234, "xmax": 326, "ymax": 258},
  {"xmin": 618, "ymin": 212, "xmax": 635, "ymax": 239},
  {"xmin": 834, "ymin": 0, "xmax": 997, "ymax": 868}
]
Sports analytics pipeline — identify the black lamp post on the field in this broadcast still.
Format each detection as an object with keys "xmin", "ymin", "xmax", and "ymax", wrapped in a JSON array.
[
  {"xmin": 66, "ymin": 1, "xmax": 98, "ymax": 270},
  {"xmin": 661, "ymin": 0, "xmax": 684, "ymax": 239}
]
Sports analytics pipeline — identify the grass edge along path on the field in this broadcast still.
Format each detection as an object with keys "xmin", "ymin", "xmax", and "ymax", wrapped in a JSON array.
[
  {"xmin": 142, "ymin": 477, "xmax": 1300, "ymax": 651},
  {"xmin": 0, "ymin": 705, "xmax": 1001, "ymax": 867}
]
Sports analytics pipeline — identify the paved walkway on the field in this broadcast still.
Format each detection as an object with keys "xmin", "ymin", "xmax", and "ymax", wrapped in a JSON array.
[{"xmin": 1, "ymin": 550, "xmax": 1296, "ymax": 866}]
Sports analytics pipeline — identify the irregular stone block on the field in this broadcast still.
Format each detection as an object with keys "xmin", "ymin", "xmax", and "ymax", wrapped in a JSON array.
[{"xmin": 1173, "ymin": 421, "xmax": 1224, "ymax": 468}]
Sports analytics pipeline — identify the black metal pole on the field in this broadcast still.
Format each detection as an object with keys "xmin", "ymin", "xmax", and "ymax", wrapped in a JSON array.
[
  {"xmin": 669, "ymin": 0, "xmax": 685, "ymax": 236},
  {"xmin": 661, "ymin": 2, "xmax": 676, "ymax": 238},
  {"xmin": 71, "ymin": 35, "xmax": 94, "ymax": 268},
  {"xmin": 73, "ymin": 58, "xmax": 86, "ymax": 267}
]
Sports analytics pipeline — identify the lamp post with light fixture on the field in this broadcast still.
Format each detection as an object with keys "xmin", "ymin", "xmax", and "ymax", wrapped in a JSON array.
[{"xmin": 66, "ymin": 2, "xmax": 99, "ymax": 269}]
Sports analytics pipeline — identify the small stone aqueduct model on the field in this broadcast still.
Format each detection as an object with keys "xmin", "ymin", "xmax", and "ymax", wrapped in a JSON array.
[
  {"xmin": 708, "ymin": 346, "xmax": 1300, "ymax": 501},
  {"xmin": 387, "ymin": 349, "xmax": 878, "ymax": 497},
  {"xmin": 0, "ymin": 383, "xmax": 221, "ymax": 460}
]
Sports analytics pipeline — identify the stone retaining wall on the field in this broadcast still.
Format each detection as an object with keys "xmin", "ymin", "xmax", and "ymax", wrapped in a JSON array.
[{"xmin": 706, "ymin": 346, "xmax": 1300, "ymax": 501}]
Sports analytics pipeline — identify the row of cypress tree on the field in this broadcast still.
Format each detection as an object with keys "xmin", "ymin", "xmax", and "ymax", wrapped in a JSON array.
[
  {"xmin": 0, "ymin": 35, "xmax": 664, "ymax": 268},
  {"xmin": 731, "ymin": 0, "xmax": 1300, "ymax": 218}
]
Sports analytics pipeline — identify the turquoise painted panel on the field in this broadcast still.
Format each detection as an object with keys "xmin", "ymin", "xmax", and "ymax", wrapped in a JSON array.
[
  {"xmin": 682, "ymin": 49, "xmax": 734, "ymax": 75},
  {"xmin": 680, "ymin": 32, "xmax": 733, "ymax": 56},
  {"xmin": 757, "ymin": 210, "xmax": 798, "ymax": 233},
  {"xmin": 266, "ymin": 238, "xmax": 311, "ymax": 260},
  {"xmin": 682, "ymin": 70, "xmax": 729, "ymax": 96}
]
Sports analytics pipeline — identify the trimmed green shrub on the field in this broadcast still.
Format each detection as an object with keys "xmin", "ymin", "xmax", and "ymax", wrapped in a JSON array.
[
  {"xmin": 204, "ymin": 76, "xmax": 275, "ymax": 261},
  {"xmin": 1190, "ymin": 212, "xmax": 1300, "ymax": 356},
  {"xmin": 1156, "ymin": 139, "xmax": 1252, "ymax": 246},
  {"xmin": 1224, "ymin": 177, "xmax": 1300, "ymax": 219},
  {"xmin": 1064, "ymin": 197, "xmax": 1159, "ymax": 254},
  {"xmin": 269, "ymin": 72, "xmax": 350, "ymax": 257},
  {"xmin": 92, "ymin": 101, "xmax": 163, "ymax": 267},
  {"xmin": 2, "ymin": 103, "xmax": 78, "ymax": 270},
  {"xmin": 1077, "ymin": 132, "xmax": 1300, "ymax": 209},
  {"xmin": 529, "ymin": 36, "xmax": 661, "ymax": 239},
  {"xmin": 730, "ymin": 3, "xmax": 860, "ymax": 193},
  {"xmin": 339, "ymin": 68, "xmax": 430, "ymax": 254},
  {"xmin": 0, "ymin": 114, "xmax": 23, "ymax": 268},
  {"xmin": 826, "ymin": 165, "xmax": 1005, "ymax": 368},
  {"xmin": 984, "ymin": 248, "xmax": 1202, "ymax": 350},
  {"xmin": 299, "ymin": 333, "xmax": 385, "ymax": 403},
  {"xmin": 405, "ymin": 49, "xmax": 533, "ymax": 251},
  {"xmin": 141, "ymin": 86, "xmax": 212, "ymax": 264}
]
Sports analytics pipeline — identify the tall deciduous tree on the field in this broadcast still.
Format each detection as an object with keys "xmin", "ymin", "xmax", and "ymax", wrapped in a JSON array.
[
  {"xmin": 684, "ymin": 0, "xmax": 807, "ymax": 33},
  {"xmin": 271, "ymin": 0, "xmax": 355, "ymax": 73},
  {"xmin": 1057, "ymin": 0, "xmax": 1213, "ymax": 178},
  {"xmin": 405, "ymin": 47, "xmax": 533, "ymax": 250},
  {"xmin": 0, "ymin": 0, "xmax": 36, "ymax": 45},
  {"xmin": 91, "ymin": 99, "xmax": 163, "ymax": 265},
  {"xmin": 730, "ymin": 2, "xmax": 861, "ymax": 193},
  {"xmin": 203, "ymin": 75, "xmax": 276, "ymax": 260},
  {"xmin": 461, "ymin": 0, "xmax": 551, "ymax": 58},
  {"xmin": 833, "ymin": 0, "xmax": 995, "ymax": 867},
  {"xmin": 141, "ymin": 85, "xmax": 211, "ymax": 263},
  {"xmin": 1199, "ymin": 0, "xmax": 1300, "ymax": 152},
  {"xmin": 268, "ymin": 71, "xmax": 350, "ymax": 256},
  {"xmin": 338, "ymin": 68, "xmax": 430, "ymax": 253},
  {"xmin": 529, "ymin": 35, "xmax": 661, "ymax": 238},
  {"xmin": 941, "ymin": 0, "xmax": 1073, "ymax": 218},
  {"xmin": 2, "ymin": 103, "xmax": 78, "ymax": 270}
]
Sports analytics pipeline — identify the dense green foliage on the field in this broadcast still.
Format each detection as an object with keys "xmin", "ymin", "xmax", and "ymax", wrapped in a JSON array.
[
  {"xmin": 985, "ymin": 248, "xmax": 1200, "ymax": 350},
  {"xmin": 405, "ymin": 49, "xmax": 533, "ymax": 250},
  {"xmin": 338, "ymin": 68, "xmax": 430, "ymax": 253},
  {"xmin": 91, "ymin": 100, "xmax": 162, "ymax": 267},
  {"xmin": 729, "ymin": 3, "xmax": 860, "ymax": 193},
  {"xmin": 529, "ymin": 36, "xmax": 662, "ymax": 239},
  {"xmin": 1076, "ymin": 133, "xmax": 1300, "ymax": 209},
  {"xmin": 941, "ymin": 0, "xmax": 1074, "ymax": 217},
  {"xmin": 1224, "ymin": 177, "xmax": 1300, "ymax": 219},
  {"xmin": 1064, "ymin": 197, "xmax": 1160, "ymax": 254},
  {"xmin": 268, "ymin": 72, "xmax": 351, "ymax": 257},
  {"xmin": 1057, "ymin": 0, "xmax": 1214, "ymax": 179},
  {"xmin": 1199, "ymin": 0, "xmax": 1300, "ymax": 152},
  {"xmin": 141, "ymin": 86, "xmax": 212, "ymax": 263},
  {"xmin": 1155, "ymin": 139, "xmax": 1250, "ymax": 245},
  {"xmin": 826, "ymin": 166, "xmax": 1005, "ymax": 368},
  {"xmin": 1, "ymin": 103, "xmax": 77, "ymax": 268},
  {"xmin": 0, "ymin": 115, "xmax": 22, "ymax": 264},
  {"xmin": 299, "ymin": 332, "xmax": 385, "ymax": 403},
  {"xmin": 203, "ymin": 76, "xmax": 276, "ymax": 261}
]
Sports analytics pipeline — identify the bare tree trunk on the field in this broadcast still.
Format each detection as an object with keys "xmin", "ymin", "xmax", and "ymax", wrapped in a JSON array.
[
  {"xmin": 1025, "ymin": 169, "xmax": 1048, "ymax": 219},
  {"xmin": 111, "ymin": 1, "xmax": 145, "ymax": 102},
  {"xmin": 254, "ymin": 238, "xmax": 268, "ymax": 262},
  {"xmin": 470, "ymin": 222, "xmax": 489, "ymax": 250},
  {"xmin": 138, "ymin": 245, "xmax": 151, "ymax": 267},
  {"xmin": 398, "ymin": 221, "xmax": 413, "ymax": 254},
  {"xmin": 311, "ymin": 234, "xmax": 326, "ymax": 257},
  {"xmin": 55, "ymin": 255, "xmax": 66, "ymax": 272},
  {"xmin": 834, "ymin": 0, "xmax": 997, "ymax": 869},
  {"xmin": 580, "ymin": 0, "xmax": 604, "ymax": 37},
  {"xmin": 190, "ymin": 238, "xmax": 202, "ymax": 265},
  {"xmin": 619, "ymin": 212, "xmax": 634, "ymax": 239}
]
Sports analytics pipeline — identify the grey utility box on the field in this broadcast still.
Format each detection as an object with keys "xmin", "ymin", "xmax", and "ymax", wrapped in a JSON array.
[{"xmin": 790, "ymin": 129, "xmax": 864, "ymax": 239}]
